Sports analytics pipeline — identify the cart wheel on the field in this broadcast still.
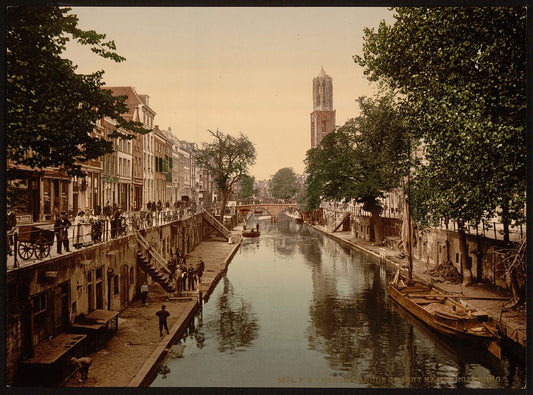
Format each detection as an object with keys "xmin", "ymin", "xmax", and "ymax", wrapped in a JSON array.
[
  {"xmin": 34, "ymin": 240, "xmax": 51, "ymax": 260},
  {"xmin": 18, "ymin": 242, "xmax": 34, "ymax": 260}
]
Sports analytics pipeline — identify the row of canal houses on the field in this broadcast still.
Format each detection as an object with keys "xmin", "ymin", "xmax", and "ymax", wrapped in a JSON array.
[{"xmin": 8, "ymin": 86, "xmax": 214, "ymax": 224}]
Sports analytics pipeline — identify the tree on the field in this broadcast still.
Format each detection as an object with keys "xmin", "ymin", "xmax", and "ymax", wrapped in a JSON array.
[
  {"xmin": 7, "ymin": 6, "xmax": 149, "ymax": 182},
  {"xmin": 304, "ymin": 95, "xmax": 409, "ymax": 242},
  {"xmin": 238, "ymin": 174, "xmax": 255, "ymax": 201},
  {"xmin": 270, "ymin": 168, "xmax": 299, "ymax": 201},
  {"xmin": 355, "ymin": 7, "xmax": 526, "ymax": 285},
  {"xmin": 195, "ymin": 129, "xmax": 256, "ymax": 222}
]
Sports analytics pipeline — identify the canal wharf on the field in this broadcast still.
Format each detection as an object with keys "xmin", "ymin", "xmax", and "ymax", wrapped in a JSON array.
[
  {"xmin": 62, "ymin": 231, "xmax": 242, "ymax": 387},
  {"xmin": 310, "ymin": 225, "xmax": 526, "ymax": 352}
]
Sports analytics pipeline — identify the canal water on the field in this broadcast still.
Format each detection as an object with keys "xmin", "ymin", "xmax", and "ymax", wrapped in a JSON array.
[{"xmin": 151, "ymin": 214, "xmax": 525, "ymax": 389}]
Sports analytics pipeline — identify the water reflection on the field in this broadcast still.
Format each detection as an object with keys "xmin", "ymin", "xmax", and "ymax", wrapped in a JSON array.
[
  {"xmin": 207, "ymin": 276, "xmax": 259, "ymax": 353},
  {"xmin": 152, "ymin": 215, "xmax": 525, "ymax": 388}
]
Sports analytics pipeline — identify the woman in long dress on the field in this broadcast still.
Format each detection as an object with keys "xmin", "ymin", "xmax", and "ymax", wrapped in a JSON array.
[{"xmin": 74, "ymin": 211, "xmax": 91, "ymax": 248}]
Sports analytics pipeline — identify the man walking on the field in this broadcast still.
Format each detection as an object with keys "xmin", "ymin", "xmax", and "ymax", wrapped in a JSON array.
[
  {"xmin": 140, "ymin": 282, "xmax": 149, "ymax": 306},
  {"xmin": 156, "ymin": 305, "xmax": 170, "ymax": 337}
]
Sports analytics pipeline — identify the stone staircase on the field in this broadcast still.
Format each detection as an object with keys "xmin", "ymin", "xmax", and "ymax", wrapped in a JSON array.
[
  {"xmin": 332, "ymin": 212, "xmax": 350, "ymax": 232},
  {"xmin": 136, "ymin": 233, "xmax": 175, "ymax": 293},
  {"xmin": 202, "ymin": 210, "xmax": 231, "ymax": 240}
]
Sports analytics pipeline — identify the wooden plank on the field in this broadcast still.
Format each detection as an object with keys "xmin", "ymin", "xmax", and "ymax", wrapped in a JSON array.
[{"xmin": 408, "ymin": 293, "xmax": 510, "ymax": 301}]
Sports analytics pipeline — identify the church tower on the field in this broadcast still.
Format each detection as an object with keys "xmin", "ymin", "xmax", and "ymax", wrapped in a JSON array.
[{"xmin": 310, "ymin": 67, "xmax": 336, "ymax": 148}]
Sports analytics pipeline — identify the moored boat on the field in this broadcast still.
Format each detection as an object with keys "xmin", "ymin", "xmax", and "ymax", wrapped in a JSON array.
[
  {"xmin": 388, "ymin": 272, "xmax": 502, "ymax": 358},
  {"xmin": 389, "ymin": 138, "xmax": 502, "ymax": 359},
  {"xmin": 242, "ymin": 229, "xmax": 260, "ymax": 237}
]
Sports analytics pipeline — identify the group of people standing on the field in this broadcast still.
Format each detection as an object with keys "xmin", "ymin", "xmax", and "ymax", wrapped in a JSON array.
[{"xmin": 167, "ymin": 254, "xmax": 205, "ymax": 293}]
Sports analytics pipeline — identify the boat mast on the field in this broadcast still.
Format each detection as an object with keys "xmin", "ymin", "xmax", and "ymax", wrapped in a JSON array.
[{"xmin": 407, "ymin": 135, "xmax": 413, "ymax": 281}]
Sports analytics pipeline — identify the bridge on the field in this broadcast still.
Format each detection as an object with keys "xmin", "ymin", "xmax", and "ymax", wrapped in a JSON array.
[{"xmin": 235, "ymin": 203, "xmax": 302, "ymax": 222}]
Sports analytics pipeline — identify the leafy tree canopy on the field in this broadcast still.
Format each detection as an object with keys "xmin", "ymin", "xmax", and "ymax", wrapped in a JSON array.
[
  {"xmin": 354, "ymin": 7, "xmax": 526, "ymax": 230},
  {"xmin": 238, "ymin": 174, "xmax": 255, "ymax": 200},
  {"xmin": 270, "ymin": 167, "xmax": 299, "ymax": 200},
  {"xmin": 7, "ymin": 6, "xmax": 149, "ymax": 178},
  {"xmin": 195, "ymin": 129, "xmax": 256, "ymax": 221},
  {"xmin": 305, "ymin": 94, "xmax": 409, "ymax": 212}
]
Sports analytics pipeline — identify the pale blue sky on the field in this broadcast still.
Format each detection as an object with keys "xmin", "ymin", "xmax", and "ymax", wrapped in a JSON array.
[{"xmin": 65, "ymin": 7, "xmax": 394, "ymax": 179}]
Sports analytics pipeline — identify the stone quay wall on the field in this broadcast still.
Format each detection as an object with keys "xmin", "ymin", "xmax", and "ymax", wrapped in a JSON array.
[
  {"xmin": 322, "ymin": 208, "xmax": 518, "ymax": 290},
  {"xmin": 6, "ymin": 213, "xmax": 214, "ymax": 385}
]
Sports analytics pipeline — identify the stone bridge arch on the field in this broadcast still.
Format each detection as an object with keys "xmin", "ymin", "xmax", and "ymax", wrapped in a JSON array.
[{"xmin": 236, "ymin": 203, "xmax": 301, "ymax": 222}]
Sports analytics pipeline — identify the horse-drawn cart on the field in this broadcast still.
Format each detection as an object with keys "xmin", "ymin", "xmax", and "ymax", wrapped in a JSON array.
[{"xmin": 17, "ymin": 225, "xmax": 55, "ymax": 260}]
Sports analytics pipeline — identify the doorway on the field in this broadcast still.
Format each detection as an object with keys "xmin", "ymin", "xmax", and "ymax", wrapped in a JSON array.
[{"xmin": 52, "ymin": 282, "xmax": 69, "ymax": 336}]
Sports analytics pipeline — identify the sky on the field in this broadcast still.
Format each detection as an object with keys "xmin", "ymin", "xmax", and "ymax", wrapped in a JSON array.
[{"xmin": 65, "ymin": 7, "xmax": 395, "ymax": 180}]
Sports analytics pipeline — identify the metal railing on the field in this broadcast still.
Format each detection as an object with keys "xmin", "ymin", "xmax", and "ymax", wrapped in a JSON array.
[
  {"xmin": 136, "ymin": 232, "xmax": 171, "ymax": 276},
  {"xmin": 202, "ymin": 210, "xmax": 231, "ymax": 239},
  {"xmin": 7, "ymin": 206, "xmax": 208, "ymax": 268}
]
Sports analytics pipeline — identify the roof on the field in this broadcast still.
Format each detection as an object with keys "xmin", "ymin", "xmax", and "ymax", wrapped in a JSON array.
[
  {"xmin": 104, "ymin": 86, "xmax": 156, "ymax": 121},
  {"xmin": 316, "ymin": 67, "xmax": 332, "ymax": 80}
]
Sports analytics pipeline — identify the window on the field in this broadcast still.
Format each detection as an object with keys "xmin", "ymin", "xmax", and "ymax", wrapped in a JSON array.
[
  {"xmin": 130, "ymin": 267, "xmax": 134, "ymax": 283},
  {"xmin": 33, "ymin": 292, "xmax": 47, "ymax": 315},
  {"xmin": 96, "ymin": 267, "xmax": 103, "ymax": 280},
  {"xmin": 114, "ymin": 276, "xmax": 119, "ymax": 294},
  {"xmin": 32, "ymin": 291, "xmax": 48, "ymax": 331}
]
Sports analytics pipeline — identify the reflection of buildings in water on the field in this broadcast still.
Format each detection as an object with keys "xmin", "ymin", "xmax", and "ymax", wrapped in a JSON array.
[{"xmin": 206, "ymin": 277, "xmax": 259, "ymax": 354}]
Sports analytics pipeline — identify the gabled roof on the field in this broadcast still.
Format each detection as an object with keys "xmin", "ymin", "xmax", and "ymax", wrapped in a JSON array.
[{"xmin": 105, "ymin": 86, "xmax": 156, "ymax": 121}]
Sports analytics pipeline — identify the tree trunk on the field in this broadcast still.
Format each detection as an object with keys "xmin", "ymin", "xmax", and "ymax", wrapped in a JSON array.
[
  {"xmin": 458, "ymin": 221, "xmax": 473, "ymax": 286},
  {"xmin": 370, "ymin": 209, "xmax": 384, "ymax": 243},
  {"xmin": 501, "ymin": 203, "xmax": 510, "ymax": 244},
  {"xmin": 219, "ymin": 189, "xmax": 230, "ymax": 223},
  {"xmin": 475, "ymin": 236, "xmax": 483, "ymax": 282}
]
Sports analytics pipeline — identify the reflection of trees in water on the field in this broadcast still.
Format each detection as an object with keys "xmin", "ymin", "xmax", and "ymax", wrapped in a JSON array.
[
  {"xmin": 207, "ymin": 276, "xmax": 259, "ymax": 353},
  {"xmin": 307, "ymin": 257, "xmax": 513, "ymax": 388},
  {"xmin": 308, "ymin": 263, "xmax": 407, "ymax": 381},
  {"xmin": 276, "ymin": 217, "xmax": 324, "ymax": 266},
  {"xmin": 298, "ymin": 234, "xmax": 323, "ymax": 267}
]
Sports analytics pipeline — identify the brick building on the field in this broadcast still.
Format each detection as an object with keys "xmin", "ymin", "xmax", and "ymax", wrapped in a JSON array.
[{"xmin": 310, "ymin": 67, "xmax": 336, "ymax": 148}]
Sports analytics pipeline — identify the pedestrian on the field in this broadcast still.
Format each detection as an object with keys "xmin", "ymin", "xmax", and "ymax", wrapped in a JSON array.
[
  {"xmin": 71, "ymin": 356, "xmax": 92, "ymax": 382},
  {"xmin": 141, "ymin": 282, "xmax": 149, "ymax": 306},
  {"xmin": 196, "ymin": 257, "xmax": 205, "ymax": 272},
  {"xmin": 187, "ymin": 266, "xmax": 196, "ymax": 290},
  {"xmin": 156, "ymin": 304, "xmax": 170, "ymax": 337},
  {"xmin": 54, "ymin": 212, "xmax": 71, "ymax": 254},
  {"xmin": 180, "ymin": 264, "xmax": 188, "ymax": 291},
  {"xmin": 145, "ymin": 210, "xmax": 152, "ymax": 228},
  {"xmin": 103, "ymin": 201, "xmax": 111, "ymax": 217},
  {"xmin": 168, "ymin": 254, "xmax": 177, "ymax": 279},
  {"xmin": 73, "ymin": 211, "xmax": 88, "ymax": 248},
  {"xmin": 7, "ymin": 207, "xmax": 16, "ymax": 256},
  {"xmin": 256, "ymin": 223, "xmax": 259, "ymax": 232},
  {"xmin": 111, "ymin": 208, "xmax": 122, "ymax": 238},
  {"xmin": 175, "ymin": 264, "xmax": 183, "ymax": 294}
]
